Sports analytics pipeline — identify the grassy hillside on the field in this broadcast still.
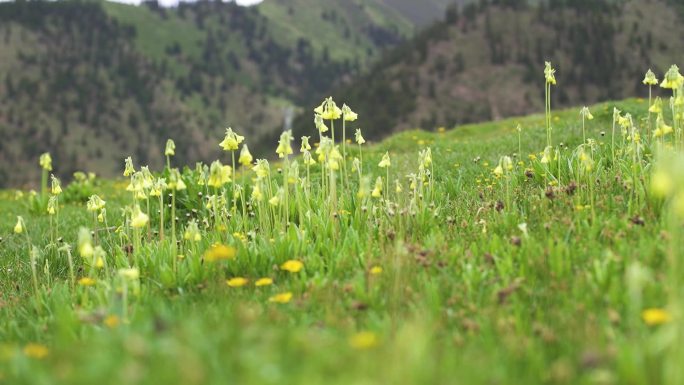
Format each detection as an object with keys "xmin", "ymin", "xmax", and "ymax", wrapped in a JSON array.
[
  {"xmin": 292, "ymin": 0, "xmax": 684, "ymax": 142},
  {"xmin": 2, "ymin": 92, "xmax": 684, "ymax": 383}
]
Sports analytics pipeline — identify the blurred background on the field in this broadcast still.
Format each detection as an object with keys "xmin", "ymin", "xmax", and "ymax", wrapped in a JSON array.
[{"xmin": 0, "ymin": 0, "xmax": 682, "ymax": 187}]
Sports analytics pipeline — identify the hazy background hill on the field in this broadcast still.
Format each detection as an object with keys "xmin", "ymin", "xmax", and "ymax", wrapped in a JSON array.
[
  {"xmin": 0, "ymin": 0, "xmax": 432, "ymax": 186},
  {"xmin": 1, "ymin": 0, "xmax": 683, "ymax": 187},
  {"xmin": 285, "ymin": 0, "xmax": 684, "ymax": 143}
]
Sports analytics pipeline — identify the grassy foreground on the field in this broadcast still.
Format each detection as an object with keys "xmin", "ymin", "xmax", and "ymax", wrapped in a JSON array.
[{"xmin": 1, "ymin": 76, "xmax": 684, "ymax": 384}]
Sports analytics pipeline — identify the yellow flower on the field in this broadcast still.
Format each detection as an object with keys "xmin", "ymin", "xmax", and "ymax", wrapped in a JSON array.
[
  {"xmin": 357, "ymin": 176, "xmax": 370, "ymax": 199},
  {"xmin": 642, "ymin": 308, "xmax": 671, "ymax": 326},
  {"xmin": 281, "ymin": 260, "xmax": 304, "ymax": 273},
  {"xmin": 87, "ymin": 195, "xmax": 106, "ymax": 212},
  {"xmin": 580, "ymin": 106, "xmax": 593, "ymax": 120},
  {"xmin": 239, "ymin": 144, "xmax": 253, "ymax": 167},
  {"xmin": 493, "ymin": 165, "xmax": 503, "ymax": 177},
  {"xmin": 23, "ymin": 343, "xmax": 49, "ymax": 359},
  {"xmin": 378, "ymin": 152, "xmax": 391, "ymax": 168},
  {"xmin": 51, "ymin": 175, "xmax": 62, "ymax": 195},
  {"xmin": 255, "ymin": 278, "xmax": 273, "ymax": 287},
  {"xmin": 371, "ymin": 177, "xmax": 383, "ymax": 198},
  {"xmin": 268, "ymin": 292, "xmax": 293, "ymax": 304},
  {"xmin": 14, "ymin": 216, "xmax": 24, "ymax": 234},
  {"xmin": 251, "ymin": 183, "xmax": 264, "ymax": 202},
  {"xmin": 78, "ymin": 277, "xmax": 97, "ymax": 287},
  {"xmin": 124, "ymin": 156, "xmax": 135, "ymax": 176},
  {"xmin": 183, "ymin": 219, "xmax": 202, "ymax": 242},
  {"xmin": 47, "ymin": 196, "xmax": 58, "ymax": 215},
  {"xmin": 276, "ymin": 130, "xmax": 294, "ymax": 158},
  {"xmin": 226, "ymin": 277, "xmax": 249, "ymax": 287},
  {"xmin": 39, "ymin": 152, "xmax": 52, "ymax": 171},
  {"xmin": 78, "ymin": 228, "xmax": 94, "ymax": 258},
  {"xmin": 130, "ymin": 205, "xmax": 149, "ymax": 229},
  {"xmin": 643, "ymin": 69, "xmax": 659, "ymax": 86},
  {"xmin": 104, "ymin": 315, "xmax": 120, "ymax": 329},
  {"xmin": 118, "ymin": 268, "xmax": 140, "ymax": 280},
  {"xmin": 204, "ymin": 244, "xmax": 236, "ymax": 262},
  {"xmin": 349, "ymin": 332, "xmax": 378, "ymax": 350},
  {"xmin": 165, "ymin": 139, "xmax": 176, "ymax": 156},
  {"xmin": 208, "ymin": 160, "xmax": 231, "ymax": 188},
  {"xmin": 649, "ymin": 97, "xmax": 662, "ymax": 114},
  {"xmin": 315, "ymin": 97, "xmax": 342, "ymax": 120},
  {"xmin": 314, "ymin": 113, "xmax": 328, "ymax": 133},
  {"xmin": 342, "ymin": 104, "xmax": 358, "ymax": 121},
  {"xmin": 660, "ymin": 65, "xmax": 684, "ymax": 89},
  {"xmin": 370, "ymin": 266, "xmax": 383, "ymax": 275},
  {"xmin": 544, "ymin": 61, "xmax": 556, "ymax": 85},
  {"xmin": 168, "ymin": 168, "xmax": 187, "ymax": 191},
  {"xmin": 219, "ymin": 127, "xmax": 245, "ymax": 151},
  {"xmin": 355, "ymin": 129, "xmax": 366, "ymax": 145}
]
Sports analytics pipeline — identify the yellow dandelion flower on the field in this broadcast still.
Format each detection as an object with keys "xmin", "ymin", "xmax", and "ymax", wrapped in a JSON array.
[
  {"xmin": 78, "ymin": 277, "xmax": 96, "ymax": 286},
  {"xmin": 370, "ymin": 266, "xmax": 383, "ymax": 275},
  {"xmin": 268, "ymin": 292, "xmax": 293, "ymax": 304},
  {"xmin": 281, "ymin": 260, "xmax": 304, "ymax": 273},
  {"xmin": 23, "ymin": 343, "xmax": 49, "ymax": 359},
  {"xmin": 204, "ymin": 244, "xmax": 236, "ymax": 262},
  {"xmin": 226, "ymin": 277, "xmax": 249, "ymax": 287},
  {"xmin": 104, "ymin": 315, "xmax": 120, "ymax": 329},
  {"xmin": 642, "ymin": 308, "xmax": 671, "ymax": 326},
  {"xmin": 255, "ymin": 278, "xmax": 273, "ymax": 287},
  {"xmin": 349, "ymin": 332, "xmax": 378, "ymax": 350}
]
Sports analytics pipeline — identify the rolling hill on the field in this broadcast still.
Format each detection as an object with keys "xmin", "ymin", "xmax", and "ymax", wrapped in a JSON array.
[
  {"xmin": 286, "ymin": 0, "xmax": 684, "ymax": 142},
  {"xmin": 0, "ymin": 0, "xmax": 425, "ymax": 187}
]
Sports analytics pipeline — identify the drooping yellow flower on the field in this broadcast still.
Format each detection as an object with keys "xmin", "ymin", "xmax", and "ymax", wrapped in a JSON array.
[
  {"xmin": 168, "ymin": 168, "xmax": 187, "ymax": 191},
  {"xmin": 314, "ymin": 97, "xmax": 342, "ymax": 120},
  {"xmin": 540, "ymin": 146, "xmax": 552, "ymax": 164},
  {"xmin": 580, "ymin": 106, "xmax": 593, "ymax": 120},
  {"xmin": 130, "ymin": 205, "xmax": 149, "ymax": 229},
  {"xmin": 355, "ymin": 128, "xmax": 366, "ymax": 145},
  {"xmin": 276, "ymin": 130, "xmax": 294, "ymax": 158},
  {"xmin": 300, "ymin": 136, "xmax": 312, "ymax": 152},
  {"xmin": 314, "ymin": 113, "xmax": 328, "ymax": 133},
  {"xmin": 78, "ymin": 228, "xmax": 93, "ymax": 258},
  {"xmin": 87, "ymin": 194, "xmax": 106, "ymax": 212},
  {"xmin": 395, "ymin": 180, "xmax": 403, "ymax": 193},
  {"xmin": 204, "ymin": 244, "xmax": 236, "ymax": 262},
  {"xmin": 660, "ymin": 65, "xmax": 684, "ymax": 89},
  {"xmin": 239, "ymin": 144, "xmax": 253, "ymax": 167},
  {"xmin": 39, "ymin": 152, "xmax": 52, "ymax": 171},
  {"xmin": 544, "ymin": 61, "xmax": 556, "ymax": 85},
  {"xmin": 642, "ymin": 308, "xmax": 671, "ymax": 326},
  {"xmin": 226, "ymin": 277, "xmax": 248, "ymax": 287},
  {"xmin": 281, "ymin": 260, "xmax": 304, "ymax": 273},
  {"xmin": 12, "ymin": 216, "xmax": 27, "ymax": 236},
  {"xmin": 643, "ymin": 69, "xmax": 659, "ymax": 86},
  {"xmin": 342, "ymin": 104, "xmax": 358, "ymax": 121},
  {"xmin": 208, "ymin": 160, "xmax": 231, "ymax": 188},
  {"xmin": 268, "ymin": 292, "xmax": 293, "ymax": 304},
  {"xmin": 371, "ymin": 177, "xmax": 383, "ymax": 198},
  {"xmin": 649, "ymin": 97, "xmax": 663, "ymax": 114},
  {"xmin": 23, "ymin": 343, "xmax": 49, "ymax": 359},
  {"xmin": 165, "ymin": 139, "xmax": 176, "ymax": 156},
  {"xmin": 50, "ymin": 175, "xmax": 62, "ymax": 195},
  {"xmin": 349, "ymin": 331, "xmax": 378, "ymax": 350},
  {"xmin": 251, "ymin": 182, "xmax": 264, "ymax": 202},
  {"xmin": 378, "ymin": 152, "xmax": 391, "ymax": 168},
  {"xmin": 183, "ymin": 219, "xmax": 202, "ymax": 242},
  {"xmin": 302, "ymin": 150, "xmax": 316, "ymax": 166},
  {"xmin": 47, "ymin": 196, "xmax": 58, "ymax": 215},
  {"xmin": 78, "ymin": 277, "xmax": 97, "ymax": 287},
  {"xmin": 493, "ymin": 164, "xmax": 503, "ymax": 177},
  {"xmin": 219, "ymin": 127, "xmax": 245, "ymax": 151},
  {"xmin": 253, "ymin": 159, "xmax": 270, "ymax": 180},
  {"xmin": 654, "ymin": 114, "xmax": 673, "ymax": 138}
]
